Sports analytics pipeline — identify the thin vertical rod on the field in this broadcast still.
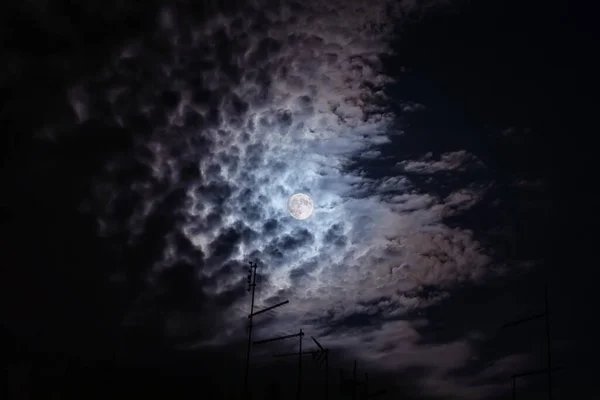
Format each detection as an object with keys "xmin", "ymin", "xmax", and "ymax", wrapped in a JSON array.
[
  {"xmin": 512, "ymin": 376, "xmax": 516, "ymax": 400},
  {"xmin": 244, "ymin": 263, "xmax": 258, "ymax": 400},
  {"xmin": 544, "ymin": 286, "xmax": 552, "ymax": 400},
  {"xmin": 297, "ymin": 329, "xmax": 303, "ymax": 400},
  {"xmin": 353, "ymin": 360, "xmax": 357, "ymax": 400},
  {"xmin": 325, "ymin": 351, "xmax": 329, "ymax": 400}
]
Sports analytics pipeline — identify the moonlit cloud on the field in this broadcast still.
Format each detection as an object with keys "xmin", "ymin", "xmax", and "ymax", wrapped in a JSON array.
[
  {"xmin": 398, "ymin": 150, "xmax": 486, "ymax": 174},
  {"xmin": 40, "ymin": 0, "xmax": 510, "ymax": 397}
]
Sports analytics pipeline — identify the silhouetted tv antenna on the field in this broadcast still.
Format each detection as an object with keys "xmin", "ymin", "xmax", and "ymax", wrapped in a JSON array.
[
  {"xmin": 340, "ymin": 360, "xmax": 386, "ymax": 400},
  {"xmin": 339, "ymin": 360, "xmax": 359, "ymax": 400},
  {"xmin": 361, "ymin": 372, "xmax": 387, "ymax": 400},
  {"xmin": 272, "ymin": 335, "xmax": 330, "ymax": 400},
  {"xmin": 510, "ymin": 366, "xmax": 563, "ymax": 400},
  {"xmin": 311, "ymin": 336, "xmax": 330, "ymax": 400},
  {"xmin": 254, "ymin": 329, "xmax": 305, "ymax": 400},
  {"xmin": 500, "ymin": 285, "xmax": 558, "ymax": 400},
  {"xmin": 243, "ymin": 261, "xmax": 289, "ymax": 400}
]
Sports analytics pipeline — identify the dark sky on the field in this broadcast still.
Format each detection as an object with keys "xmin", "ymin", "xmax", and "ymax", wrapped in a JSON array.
[{"xmin": 2, "ymin": 0, "xmax": 595, "ymax": 399}]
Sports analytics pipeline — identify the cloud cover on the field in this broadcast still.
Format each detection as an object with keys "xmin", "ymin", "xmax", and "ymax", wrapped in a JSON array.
[{"xmin": 25, "ymin": 0, "xmax": 518, "ymax": 398}]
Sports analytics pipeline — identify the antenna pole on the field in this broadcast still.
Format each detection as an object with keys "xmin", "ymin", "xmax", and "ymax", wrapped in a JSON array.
[
  {"xmin": 243, "ymin": 261, "xmax": 258, "ymax": 400},
  {"xmin": 298, "ymin": 329, "xmax": 304, "ymax": 400},
  {"xmin": 241, "ymin": 261, "xmax": 289, "ymax": 400},
  {"xmin": 544, "ymin": 286, "xmax": 552, "ymax": 400},
  {"xmin": 254, "ymin": 330, "xmax": 304, "ymax": 400},
  {"xmin": 325, "ymin": 350, "xmax": 329, "ymax": 400},
  {"xmin": 500, "ymin": 286, "xmax": 557, "ymax": 400},
  {"xmin": 510, "ymin": 367, "xmax": 562, "ymax": 400},
  {"xmin": 353, "ymin": 360, "xmax": 357, "ymax": 400},
  {"xmin": 280, "ymin": 335, "xmax": 330, "ymax": 400},
  {"xmin": 340, "ymin": 360, "xmax": 386, "ymax": 400},
  {"xmin": 512, "ymin": 376, "xmax": 516, "ymax": 400}
]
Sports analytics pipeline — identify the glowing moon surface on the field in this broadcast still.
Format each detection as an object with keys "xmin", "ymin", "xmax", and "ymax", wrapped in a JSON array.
[{"xmin": 287, "ymin": 193, "xmax": 314, "ymax": 220}]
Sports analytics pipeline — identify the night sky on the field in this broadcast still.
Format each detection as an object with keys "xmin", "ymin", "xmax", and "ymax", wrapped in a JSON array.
[{"xmin": 2, "ymin": 1, "xmax": 595, "ymax": 399}]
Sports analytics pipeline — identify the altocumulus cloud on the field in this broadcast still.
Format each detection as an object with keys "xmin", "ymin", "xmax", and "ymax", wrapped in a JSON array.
[{"xmin": 41, "ymin": 0, "xmax": 507, "ymax": 397}]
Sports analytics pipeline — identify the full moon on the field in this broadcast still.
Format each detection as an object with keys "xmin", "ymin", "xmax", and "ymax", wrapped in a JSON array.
[{"xmin": 287, "ymin": 193, "xmax": 314, "ymax": 220}]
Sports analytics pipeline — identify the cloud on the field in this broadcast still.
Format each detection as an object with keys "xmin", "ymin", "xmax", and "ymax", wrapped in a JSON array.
[
  {"xmin": 397, "ymin": 150, "xmax": 485, "ymax": 174},
  {"xmin": 135, "ymin": 0, "xmax": 469, "ymax": 331},
  {"xmin": 19, "ymin": 0, "xmax": 516, "ymax": 398}
]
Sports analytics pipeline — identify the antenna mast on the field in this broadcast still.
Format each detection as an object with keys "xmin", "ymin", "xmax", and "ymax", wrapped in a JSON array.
[
  {"xmin": 500, "ymin": 285, "xmax": 560, "ymax": 400},
  {"xmin": 243, "ymin": 261, "xmax": 289, "ymax": 400}
]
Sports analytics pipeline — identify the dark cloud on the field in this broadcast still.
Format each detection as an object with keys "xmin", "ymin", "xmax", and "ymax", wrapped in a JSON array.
[
  {"xmin": 324, "ymin": 222, "xmax": 348, "ymax": 247},
  {"xmin": 240, "ymin": 201, "xmax": 264, "ymax": 222},
  {"xmin": 236, "ymin": 221, "xmax": 259, "ymax": 245},
  {"xmin": 295, "ymin": 94, "xmax": 313, "ymax": 111},
  {"xmin": 315, "ymin": 296, "xmax": 402, "ymax": 333},
  {"xmin": 262, "ymin": 218, "xmax": 279, "ymax": 235},
  {"xmin": 204, "ymin": 210, "xmax": 224, "ymax": 231},
  {"xmin": 213, "ymin": 29, "xmax": 241, "ymax": 82},
  {"xmin": 159, "ymin": 89, "xmax": 181, "ymax": 110},
  {"xmin": 190, "ymin": 87, "xmax": 213, "ymax": 106},
  {"xmin": 288, "ymin": 259, "xmax": 319, "ymax": 283},
  {"xmin": 277, "ymin": 228, "xmax": 314, "ymax": 252},
  {"xmin": 235, "ymin": 187, "xmax": 253, "ymax": 204},
  {"xmin": 266, "ymin": 158, "xmax": 287, "ymax": 174},
  {"xmin": 274, "ymin": 108, "xmax": 293, "ymax": 135},
  {"xmin": 126, "ymin": 191, "xmax": 188, "ymax": 267},
  {"xmin": 266, "ymin": 245, "xmax": 285, "ymax": 260},
  {"xmin": 157, "ymin": 261, "xmax": 205, "ymax": 311},
  {"xmin": 225, "ymin": 93, "xmax": 250, "ymax": 118},
  {"xmin": 179, "ymin": 161, "xmax": 202, "ymax": 182},
  {"xmin": 207, "ymin": 107, "xmax": 223, "ymax": 128},
  {"xmin": 246, "ymin": 142, "xmax": 265, "ymax": 169},
  {"xmin": 282, "ymin": 72, "xmax": 305, "ymax": 91},
  {"xmin": 183, "ymin": 107, "xmax": 204, "ymax": 129},
  {"xmin": 198, "ymin": 181, "xmax": 233, "ymax": 205},
  {"xmin": 288, "ymin": 268, "xmax": 309, "ymax": 283},
  {"xmin": 248, "ymin": 37, "xmax": 282, "ymax": 66},
  {"xmin": 208, "ymin": 227, "xmax": 243, "ymax": 265}
]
